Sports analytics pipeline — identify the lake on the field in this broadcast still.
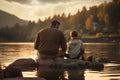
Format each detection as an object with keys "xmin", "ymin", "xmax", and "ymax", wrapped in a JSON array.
[{"xmin": 0, "ymin": 42, "xmax": 120, "ymax": 80}]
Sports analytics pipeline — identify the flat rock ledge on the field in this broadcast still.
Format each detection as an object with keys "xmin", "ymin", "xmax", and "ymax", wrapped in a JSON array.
[
  {"xmin": 3, "ymin": 77, "xmax": 46, "ymax": 80},
  {"xmin": 8, "ymin": 58, "xmax": 105, "ymax": 70}
]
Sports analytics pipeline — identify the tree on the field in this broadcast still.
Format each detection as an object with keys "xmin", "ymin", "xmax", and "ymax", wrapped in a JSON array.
[
  {"xmin": 37, "ymin": 18, "xmax": 42, "ymax": 24},
  {"xmin": 89, "ymin": 6, "xmax": 99, "ymax": 22},
  {"xmin": 106, "ymin": 0, "xmax": 120, "ymax": 26},
  {"xmin": 85, "ymin": 15, "xmax": 93, "ymax": 30}
]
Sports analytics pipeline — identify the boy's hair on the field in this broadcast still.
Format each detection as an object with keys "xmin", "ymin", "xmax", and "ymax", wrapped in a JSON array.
[{"xmin": 70, "ymin": 30, "xmax": 78, "ymax": 37}]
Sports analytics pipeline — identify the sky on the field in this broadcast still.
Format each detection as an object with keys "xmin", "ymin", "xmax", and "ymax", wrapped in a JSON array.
[{"xmin": 0, "ymin": 0, "xmax": 112, "ymax": 21}]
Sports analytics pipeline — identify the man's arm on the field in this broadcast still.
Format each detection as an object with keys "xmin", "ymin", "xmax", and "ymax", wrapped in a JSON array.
[
  {"xmin": 56, "ymin": 33, "xmax": 67, "ymax": 57},
  {"xmin": 60, "ymin": 34, "xmax": 67, "ymax": 56},
  {"xmin": 34, "ymin": 34, "xmax": 40, "ymax": 50}
]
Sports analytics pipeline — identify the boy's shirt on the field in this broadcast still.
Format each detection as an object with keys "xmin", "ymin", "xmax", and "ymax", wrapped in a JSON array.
[{"xmin": 67, "ymin": 39, "xmax": 84, "ymax": 58}]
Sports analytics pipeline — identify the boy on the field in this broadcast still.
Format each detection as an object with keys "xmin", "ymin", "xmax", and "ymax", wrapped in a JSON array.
[{"xmin": 65, "ymin": 30, "xmax": 85, "ymax": 59}]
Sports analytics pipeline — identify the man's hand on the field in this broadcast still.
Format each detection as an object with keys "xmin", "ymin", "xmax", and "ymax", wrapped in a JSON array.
[{"xmin": 56, "ymin": 51, "xmax": 65, "ymax": 57}]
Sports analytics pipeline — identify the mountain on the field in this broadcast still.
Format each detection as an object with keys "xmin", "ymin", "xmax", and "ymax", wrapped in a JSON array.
[{"xmin": 0, "ymin": 10, "xmax": 28, "ymax": 28}]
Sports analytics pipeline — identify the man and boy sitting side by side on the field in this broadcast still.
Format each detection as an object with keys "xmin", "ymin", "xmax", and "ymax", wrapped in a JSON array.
[{"xmin": 34, "ymin": 20, "xmax": 85, "ymax": 61}]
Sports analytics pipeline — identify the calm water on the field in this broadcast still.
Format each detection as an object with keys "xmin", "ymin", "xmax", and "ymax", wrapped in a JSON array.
[{"xmin": 0, "ymin": 42, "xmax": 120, "ymax": 80}]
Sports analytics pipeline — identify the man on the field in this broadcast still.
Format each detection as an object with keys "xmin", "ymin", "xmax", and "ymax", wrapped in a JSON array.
[{"xmin": 34, "ymin": 20, "xmax": 67, "ymax": 60}]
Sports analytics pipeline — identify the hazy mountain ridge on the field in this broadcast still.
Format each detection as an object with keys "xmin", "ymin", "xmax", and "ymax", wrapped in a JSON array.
[{"xmin": 0, "ymin": 10, "xmax": 28, "ymax": 28}]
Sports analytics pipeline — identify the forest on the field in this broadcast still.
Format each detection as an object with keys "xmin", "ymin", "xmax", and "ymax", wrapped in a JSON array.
[{"xmin": 0, "ymin": 0, "xmax": 119, "ymax": 42}]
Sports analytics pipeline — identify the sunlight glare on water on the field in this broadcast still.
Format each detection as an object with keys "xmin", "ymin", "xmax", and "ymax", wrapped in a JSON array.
[
  {"xmin": 22, "ymin": 71, "xmax": 37, "ymax": 77},
  {"xmin": 0, "ymin": 42, "xmax": 37, "ymax": 66}
]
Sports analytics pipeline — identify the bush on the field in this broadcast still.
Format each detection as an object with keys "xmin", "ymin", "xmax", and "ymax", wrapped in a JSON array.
[{"xmin": 96, "ymin": 32, "xmax": 103, "ymax": 38}]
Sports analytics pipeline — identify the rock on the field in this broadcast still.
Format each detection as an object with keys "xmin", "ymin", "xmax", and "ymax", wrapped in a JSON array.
[
  {"xmin": 86, "ymin": 62, "xmax": 104, "ymax": 70},
  {"xmin": 77, "ymin": 59, "xmax": 86, "ymax": 68},
  {"xmin": 63, "ymin": 59, "xmax": 86, "ymax": 69},
  {"xmin": 0, "ymin": 66, "xmax": 4, "ymax": 79},
  {"xmin": 97, "ymin": 58, "xmax": 111, "ymax": 63},
  {"xmin": 86, "ymin": 56, "xmax": 93, "ymax": 62},
  {"xmin": 10, "ymin": 58, "xmax": 37, "ymax": 67},
  {"xmin": 2, "ymin": 59, "xmax": 46, "ymax": 80},
  {"xmin": 4, "ymin": 66, "xmax": 23, "ymax": 78},
  {"xmin": 37, "ymin": 58, "xmax": 86, "ymax": 69},
  {"xmin": 37, "ymin": 57, "xmax": 104, "ymax": 70},
  {"xmin": 9, "ymin": 58, "xmax": 38, "ymax": 71},
  {"xmin": 8, "ymin": 58, "xmax": 104, "ymax": 70},
  {"xmin": 36, "ymin": 58, "xmax": 55, "ymax": 67}
]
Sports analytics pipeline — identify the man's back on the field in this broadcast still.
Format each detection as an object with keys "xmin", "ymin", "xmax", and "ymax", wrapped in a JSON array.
[{"xmin": 35, "ymin": 28, "xmax": 66, "ymax": 55}]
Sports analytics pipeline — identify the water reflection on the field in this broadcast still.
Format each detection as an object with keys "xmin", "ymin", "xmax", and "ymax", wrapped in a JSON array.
[
  {"xmin": 36, "ymin": 67, "xmax": 85, "ymax": 80},
  {"xmin": 60, "ymin": 70, "xmax": 69, "ymax": 80},
  {"xmin": 36, "ymin": 67, "xmax": 63, "ymax": 80},
  {"xmin": 66, "ymin": 69, "xmax": 85, "ymax": 80}
]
